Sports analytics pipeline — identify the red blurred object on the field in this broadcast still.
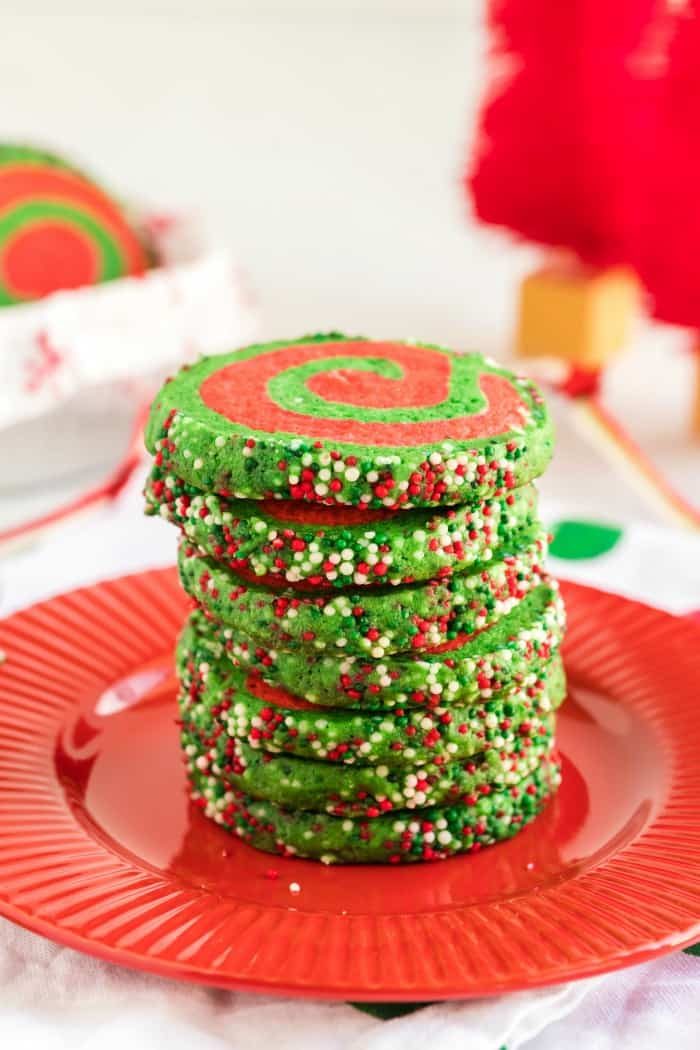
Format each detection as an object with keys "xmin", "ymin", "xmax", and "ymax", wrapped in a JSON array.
[
  {"xmin": 557, "ymin": 364, "xmax": 603, "ymax": 398},
  {"xmin": 636, "ymin": 2, "xmax": 700, "ymax": 327},
  {"xmin": 468, "ymin": 0, "xmax": 668, "ymax": 267}
]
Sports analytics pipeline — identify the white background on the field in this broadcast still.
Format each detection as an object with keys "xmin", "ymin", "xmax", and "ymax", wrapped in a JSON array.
[{"xmin": 2, "ymin": 2, "xmax": 504, "ymax": 344}]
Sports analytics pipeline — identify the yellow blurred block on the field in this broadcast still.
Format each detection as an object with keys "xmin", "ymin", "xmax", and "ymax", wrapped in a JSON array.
[{"xmin": 516, "ymin": 264, "xmax": 639, "ymax": 368}]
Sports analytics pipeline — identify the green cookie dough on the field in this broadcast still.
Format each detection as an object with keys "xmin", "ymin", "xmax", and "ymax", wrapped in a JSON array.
[
  {"xmin": 145, "ymin": 465, "xmax": 540, "ymax": 588},
  {"xmin": 187, "ymin": 580, "xmax": 566, "ymax": 710},
  {"xmin": 177, "ymin": 625, "xmax": 565, "ymax": 768},
  {"xmin": 145, "ymin": 334, "xmax": 554, "ymax": 509},
  {"xmin": 178, "ymin": 530, "xmax": 549, "ymax": 657},
  {"xmin": 188, "ymin": 755, "xmax": 561, "ymax": 864},
  {"xmin": 182, "ymin": 718, "xmax": 555, "ymax": 816}
]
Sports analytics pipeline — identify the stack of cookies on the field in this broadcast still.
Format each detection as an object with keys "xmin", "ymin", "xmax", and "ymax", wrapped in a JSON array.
[{"xmin": 145, "ymin": 334, "xmax": 566, "ymax": 864}]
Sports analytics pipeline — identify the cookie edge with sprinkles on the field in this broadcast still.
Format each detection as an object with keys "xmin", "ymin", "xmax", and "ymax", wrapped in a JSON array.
[{"xmin": 145, "ymin": 334, "xmax": 554, "ymax": 508}]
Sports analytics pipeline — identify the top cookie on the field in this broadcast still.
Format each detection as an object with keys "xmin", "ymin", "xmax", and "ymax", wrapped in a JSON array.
[{"xmin": 145, "ymin": 334, "xmax": 553, "ymax": 508}]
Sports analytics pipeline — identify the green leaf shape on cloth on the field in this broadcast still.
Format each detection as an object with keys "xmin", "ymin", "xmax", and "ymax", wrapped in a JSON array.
[{"xmin": 549, "ymin": 520, "xmax": 623, "ymax": 560}]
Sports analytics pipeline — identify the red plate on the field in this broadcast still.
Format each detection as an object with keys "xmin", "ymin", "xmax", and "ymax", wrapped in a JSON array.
[{"xmin": 1, "ymin": 571, "xmax": 699, "ymax": 1000}]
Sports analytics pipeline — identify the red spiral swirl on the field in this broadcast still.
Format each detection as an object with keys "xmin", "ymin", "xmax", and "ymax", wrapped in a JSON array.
[{"xmin": 199, "ymin": 341, "xmax": 527, "ymax": 447}]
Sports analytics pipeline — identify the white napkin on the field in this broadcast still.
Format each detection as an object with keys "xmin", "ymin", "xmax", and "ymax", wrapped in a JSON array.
[
  {"xmin": 0, "ymin": 918, "xmax": 597, "ymax": 1050},
  {"xmin": 534, "ymin": 953, "xmax": 700, "ymax": 1050}
]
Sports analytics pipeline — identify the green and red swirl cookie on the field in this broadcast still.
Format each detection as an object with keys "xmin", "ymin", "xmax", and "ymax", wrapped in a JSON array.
[
  {"xmin": 0, "ymin": 144, "xmax": 149, "ymax": 305},
  {"xmin": 145, "ymin": 334, "xmax": 553, "ymax": 508},
  {"xmin": 146, "ymin": 466, "xmax": 539, "ymax": 588},
  {"xmin": 188, "ymin": 754, "xmax": 561, "ymax": 864},
  {"xmin": 177, "ymin": 625, "xmax": 565, "ymax": 767},
  {"xmin": 182, "ymin": 718, "xmax": 555, "ymax": 816},
  {"xmin": 178, "ymin": 529, "xmax": 549, "ymax": 656},
  {"xmin": 187, "ymin": 580, "xmax": 566, "ymax": 710}
]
